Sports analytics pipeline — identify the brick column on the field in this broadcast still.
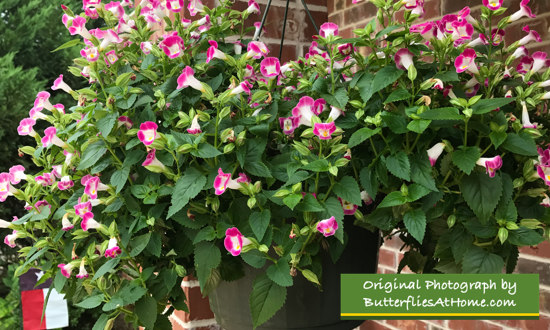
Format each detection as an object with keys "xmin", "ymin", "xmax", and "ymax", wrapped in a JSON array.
[{"xmin": 169, "ymin": 276, "xmax": 219, "ymax": 330}]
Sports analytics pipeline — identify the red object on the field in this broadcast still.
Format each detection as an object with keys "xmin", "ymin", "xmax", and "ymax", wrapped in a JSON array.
[{"xmin": 21, "ymin": 289, "xmax": 46, "ymax": 329}]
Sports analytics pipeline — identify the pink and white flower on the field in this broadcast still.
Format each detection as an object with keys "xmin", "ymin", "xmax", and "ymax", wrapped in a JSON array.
[
  {"xmin": 0, "ymin": 173, "xmax": 16, "ymax": 202},
  {"xmin": 177, "ymin": 66, "xmax": 205, "ymax": 92},
  {"xmin": 338, "ymin": 43, "xmax": 354, "ymax": 56},
  {"xmin": 84, "ymin": 176, "xmax": 108, "ymax": 200},
  {"xmin": 530, "ymin": 51, "xmax": 547, "ymax": 73},
  {"xmin": 99, "ymin": 30, "xmax": 123, "ymax": 50},
  {"xmin": 187, "ymin": 115, "xmax": 202, "ymax": 135},
  {"xmin": 137, "ymin": 121, "xmax": 158, "ymax": 146},
  {"xmin": 224, "ymin": 227, "xmax": 247, "ymax": 256},
  {"xmin": 509, "ymin": 0, "xmax": 536, "ymax": 23},
  {"xmin": 4, "ymin": 230, "xmax": 18, "ymax": 248},
  {"xmin": 246, "ymin": 0, "xmax": 260, "ymax": 14},
  {"xmin": 42, "ymin": 127, "xmax": 67, "ymax": 149},
  {"xmin": 58, "ymin": 263, "xmax": 74, "ymax": 278},
  {"xmin": 476, "ymin": 156, "xmax": 503, "ymax": 178},
  {"xmin": 361, "ymin": 190, "xmax": 374, "ymax": 205},
  {"xmin": 316, "ymin": 216, "xmax": 338, "ymax": 237},
  {"xmin": 17, "ymin": 118, "xmax": 37, "ymax": 137},
  {"xmin": 518, "ymin": 25, "xmax": 541, "ymax": 46},
  {"xmin": 279, "ymin": 116, "xmax": 300, "ymax": 135},
  {"xmin": 29, "ymin": 107, "xmax": 48, "ymax": 121},
  {"xmin": 62, "ymin": 213, "xmax": 74, "ymax": 231},
  {"xmin": 245, "ymin": 41, "xmax": 269, "ymax": 59},
  {"xmin": 74, "ymin": 200, "xmax": 93, "ymax": 218},
  {"xmin": 395, "ymin": 48, "xmax": 414, "ymax": 71},
  {"xmin": 260, "ymin": 57, "xmax": 280, "ymax": 79},
  {"xmin": 292, "ymin": 96, "xmax": 315, "ymax": 127},
  {"xmin": 516, "ymin": 56, "xmax": 533, "ymax": 74},
  {"xmin": 51, "ymin": 74, "xmax": 73, "ymax": 94},
  {"xmin": 511, "ymin": 46, "xmax": 529, "ymax": 60},
  {"xmin": 80, "ymin": 46, "xmax": 99, "ymax": 62},
  {"xmin": 229, "ymin": 81, "xmax": 252, "ymax": 96},
  {"xmin": 159, "ymin": 32, "xmax": 184, "ymax": 58},
  {"xmin": 51, "ymin": 165, "xmax": 62, "ymax": 179},
  {"xmin": 63, "ymin": 150, "xmax": 75, "ymax": 166},
  {"xmin": 105, "ymin": 237, "xmax": 122, "ymax": 258},
  {"xmin": 313, "ymin": 99, "xmax": 327, "ymax": 115},
  {"xmin": 188, "ymin": 0, "xmax": 204, "ymax": 16},
  {"xmin": 451, "ymin": 20, "xmax": 474, "ymax": 42},
  {"xmin": 9, "ymin": 165, "xmax": 26, "ymax": 185},
  {"xmin": 67, "ymin": 16, "xmax": 92, "ymax": 40},
  {"xmin": 521, "ymin": 101, "xmax": 537, "ymax": 129},
  {"xmin": 454, "ymin": 48, "xmax": 478, "ymax": 74},
  {"xmin": 166, "ymin": 0, "xmax": 184, "ymax": 12},
  {"xmin": 142, "ymin": 149, "xmax": 166, "ymax": 173},
  {"xmin": 104, "ymin": 50, "xmax": 118, "ymax": 66},
  {"xmin": 319, "ymin": 22, "xmax": 338, "ymax": 38},
  {"xmin": 140, "ymin": 41, "xmax": 153, "ymax": 54},
  {"xmin": 483, "ymin": 0, "xmax": 503, "ymax": 10},
  {"xmin": 81, "ymin": 212, "xmax": 101, "ymax": 231},
  {"xmin": 35, "ymin": 173, "xmax": 56, "ymax": 186},
  {"xmin": 328, "ymin": 106, "xmax": 344, "ymax": 122},
  {"xmin": 58, "ymin": 176, "xmax": 75, "ymax": 191},
  {"xmin": 105, "ymin": 1, "xmax": 125, "ymax": 19},
  {"xmin": 427, "ymin": 142, "xmax": 445, "ymax": 166},
  {"xmin": 313, "ymin": 122, "xmax": 336, "ymax": 140},
  {"xmin": 117, "ymin": 116, "xmax": 133, "ymax": 129},
  {"xmin": 338, "ymin": 197, "xmax": 358, "ymax": 215},
  {"xmin": 76, "ymin": 259, "xmax": 89, "ymax": 278},
  {"xmin": 206, "ymin": 41, "xmax": 227, "ymax": 63},
  {"xmin": 34, "ymin": 91, "xmax": 54, "ymax": 111},
  {"xmin": 53, "ymin": 104, "xmax": 65, "ymax": 114},
  {"xmin": 213, "ymin": 168, "xmax": 244, "ymax": 195}
]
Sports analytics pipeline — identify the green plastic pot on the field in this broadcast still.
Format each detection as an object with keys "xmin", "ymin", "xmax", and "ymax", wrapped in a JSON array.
[{"xmin": 209, "ymin": 221, "xmax": 380, "ymax": 330}]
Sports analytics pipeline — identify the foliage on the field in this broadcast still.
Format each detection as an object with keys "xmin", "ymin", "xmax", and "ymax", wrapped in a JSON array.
[{"xmin": 1, "ymin": 0, "xmax": 550, "ymax": 329}]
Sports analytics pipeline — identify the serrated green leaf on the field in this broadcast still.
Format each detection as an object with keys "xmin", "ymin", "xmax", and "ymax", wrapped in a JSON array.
[
  {"xmin": 386, "ymin": 151, "xmax": 410, "ymax": 181},
  {"xmin": 301, "ymin": 269, "xmax": 320, "ymax": 286},
  {"xmin": 194, "ymin": 242, "xmax": 221, "ymax": 291},
  {"xmin": 245, "ymin": 161, "xmax": 271, "ymax": 177},
  {"xmin": 93, "ymin": 258, "xmax": 120, "ymax": 280},
  {"xmin": 333, "ymin": 176, "xmax": 362, "ymax": 205},
  {"xmin": 501, "ymin": 133, "xmax": 538, "ymax": 156},
  {"xmin": 434, "ymin": 71, "xmax": 459, "ymax": 82},
  {"xmin": 111, "ymin": 167, "xmax": 130, "ymax": 194},
  {"xmin": 97, "ymin": 113, "xmax": 117, "ymax": 137},
  {"xmin": 372, "ymin": 65, "xmax": 403, "ymax": 94},
  {"xmin": 418, "ymin": 107, "xmax": 463, "ymax": 120},
  {"xmin": 359, "ymin": 167, "xmax": 379, "ymax": 200},
  {"xmin": 167, "ymin": 168, "xmax": 206, "ymax": 218},
  {"xmin": 250, "ymin": 210, "xmax": 271, "ymax": 241},
  {"xmin": 410, "ymin": 153, "xmax": 437, "ymax": 191},
  {"xmin": 77, "ymin": 141, "xmax": 107, "ymax": 170},
  {"xmin": 322, "ymin": 197, "xmax": 344, "ymax": 243},
  {"xmin": 241, "ymin": 250, "xmax": 266, "ymax": 269},
  {"xmin": 460, "ymin": 172, "xmax": 502, "ymax": 222},
  {"xmin": 462, "ymin": 246, "xmax": 504, "ymax": 273},
  {"xmin": 130, "ymin": 233, "xmax": 151, "ymax": 257},
  {"xmin": 266, "ymin": 261, "xmax": 293, "ymax": 287},
  {"xmin": 379, "ymin": 191, "xmax": 407, "ymax": 208},
  {"xmin": 384, "ymin": 88, "xmax": 412, "ymax": 104},
  {"xmin": 52, "ymin": 38, "xmax": 81, "ymax": 52},
  {"xmin": 348, "ymin": 127, "xmax": 381, "ymax": 148},
  {"xmin": 191, "ymin": 143, "xmax": 221, "ymax": 158},
  {"xmin": 451, "ymin": 146, "xmax": 480, "ymax": 175},
  {"xmin": 407, "ymin": 119, "xmax": 431, "ymax": 133},
  {"xmin": 249, "ymin": 274, "xmax": 286, "ymax": 328},
  {"xmin": 295, "ymin": 193, "xmax": 325, "ymax": 212},
  {"xmin": 403, "ymin": 209, "xmax": 427, "ymax": 243},
  {"xmin": 193, "ymin": 226, "xmax": 216, "ymax": 244},
  {"xmin": 303, "ymin": 159, "xmax": 330, "ymax": 172},
  {"xmin": 283, "ymin": 194, "xmax": 302, "ymax": 210},
  {"xmin": 92, "ymin": 314, "xmax": 110, "ymax": 330},
  {"xmin": 489, "ymin": 131, "xmax": 507, "ymax": 149},
  {"xmin": 472, "ymin": 98, "xmax": 515, "ymax": 115},
  {"xmin": 508, "ymin": 227, "xmax": 544, "ymax": 246},
  {"xmin": 135, "ymin": 295, "xmax": 157, "ymax": 329},
  {"xmin": 75, "ymin": 294, "xmax": 104, "ymax": 309},
  {"xmin": 147, "ymin": 232, "xmax": 161, "ymax": 257},
  {"xmin": 381, "ymin": 112, "xmax": 408, "ymax": 133}
]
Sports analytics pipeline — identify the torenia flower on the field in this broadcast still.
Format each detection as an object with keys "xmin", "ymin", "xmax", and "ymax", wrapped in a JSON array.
[
  {"xmin": 4, "ymin": 230, "xmax": 19, "ymax": 248},
  {"xmin": 516, "ymin": 56, "xmax": 533, "ymax": 74},
  {"xmin": 246, "ymin": 0, "xmax": 260, "ymax": 14},
  {"xmin": 319, "ymin": 22, "xmax": 338, "ymax": 38},
  {"xmin": 395, "ymin": 48, "xmax": 414, "ymax": 71},
  {"xmin": 530, "ymin": 51, "xmax": 547, "ymax": 73},
  {"xmin": 81, "ymin": 212, "xmax": 101, "ymax": 231},
  {"xmin": 511, "ymin": 46, "xmax": 528, "ymax": 60},
  {"xmin": 105, "ymin": 237, "xmax": 122, "ymax": 258},
  {"xmin": 279, "ymin": 116, "xmax": 300, "ymax": 135},
  {"xmin": 328, "ymin": 106, "xmax": 344, "ymax": 121},
  {"xmin": 35, "ymin": 173, "xmax": 56, "ymax": 186},
  {"xmin": 187, "ymin": 115, "xmax": 202, "ymax": 135},
  {"xmin": 206, "ymin": 41, "xmax": 227, "ymax": 63},
  {"xmin": 84, "ymin": 176, "xmax": 109, "ymax": 200},
  {"xmin": 455, "ymin": 49, "xmax": 478, "ymax": 74},
  {"xmin": 518, "ymin": 25, "xmax": 541, "ymax": 46},
  {"xmin": 509, "ymin": 0, "xmax": 536, "ymax": 23},
  {"xmin": 177, "ymin": 66, "xmax": 205, "ymax": 92},
  {"xmin": 260, "ymin": 57, "xmax": 280, "ymax": 79},
  {"xmin": 62, "ymin": 213, "xmax": 74, "ymax": 231},
  {"xmin": 137, "ymin": 121, "xmax": 158, "ymax": 146},
  {"xmin": 67, "ymin": 16, "xmax": 93, "ymax": 40},
  {"xmin": 58, "ymin": 263, "xmax": 74, "ymax": 278},
  {"xmin": 451, "ymin": 20, "xmax": 473, "ymax": 42},
  {"xmin": 229, "ymin": 81, "xmax": 252, "ymax": 96},
  {"xmin": 246, "ymin": 41, "xmax": 269, "ymax": 59},
  {"xmin": 476, "ymin": 156, "xmax": 503, "ymax": 178},
  {"xmin": 313, "ymin": 99, "xmax": 327, "ymax": 115},
  {"xmin": 0, "ymin": 173, "xmax": 16, "ymax": 202},
  {"xmin": 361, "ymin": 190, "xmax": 374, "ymax": 205},
  {"xmin": 53, "ymin": 104, "xmax": 65, "ymax": 114},
  {"xmin": 76, "ymin": 259, "xmax": 89, "ymax": 279},
  {"xmin": 104, "ymin": 50, "xmax": 118, "ymax": 66},
  {"xmin": 117, "ymin": 116, "xmax": 133, "ymax": 129},
  {"xmin": 140, "ymin": 41, "xmax": 153, "ymax": 54},
  {"xmin": 80, "ymin": 46, "xmax": 99, "ymax": 62},
  {"xmin": 51, "ymin": 165, "xmax": 62, "ymax": 179},
  {"xmin": 313, "ymin": 122, "xmax": 336, "ymax": 140},
  {"xmin": 166, "ymin": 0, "xmax": 184, "ymax": 12},
  {"xmin": 427, "ymin": 142, "xmax": 445, "ymax": 166},
  {"xmin": 142, "ymin": 149, "xmax": 166, "ymax": 173},
  {"xmin": 29, "ymin": 107, "xmax": 48, "ymax": 121},
  {"xmin": 224, "ymin": 227, "xmax": 249, "ymax": 256},
  {"xmin": 338, "ymin": 197, "xmax": 358, "ymax": 215},
  {"xmin": 17, "ymin": 118, "xmax": 37, "ymax": 137},
  {"xmin": 483, "ymin": 0, "xmax": 503, "ymax": 10},
  {"xmin": 541, "ymin": 193, "xmax": 550, "ymax": 208},
  {"xmin": 316, "ymin": 216, "xmax": 338, "ymax": 237},
  {"xmin": 74, "ymin": 199, "xmax": 93, "ymax": 217},
  {"xmin": 292, "ymin": 96, "xmax": 315, "ymax": 127},
  {"xmin": 42, "ymin": 127, "xmax": 67, "ymax": 149},
  {"xmin": 214, "ymin": 168, "xmax": 244, "ymax": 195},
  {"xmin": 188, "ymin": 0, "xmax": 204, "ymax": 16},
  {"xmin": 58, "ymin": 176, "xmax": 74, "ymax": 191},
  {"xmin": 521, "ymin": 101, "xmax": 537, "ymax": 129},
  {"xmin": 9, "ymin": 166, "xmax": 26, "ymax": 185},
  {"xmin": 159, "ymin": 32, "xmax": 184, "ymax": 58},
  {"xmin": 537, "ymin": 166, "xmax": 550, "ymax": 186},
  {"xmin": 99, "ymin": 30, "xmax": 123, "ymax": 51},
  {"xmin": 51, "ymin": 74, "xmax": 73, "ymax": 94},
  {"xmin": 34, "ymin": 91, "xmax": 54, "ymax": 111},
  {"xmin": 105, "ymin": 1, "xmax": 125, "ymax": 18},
  {"xmin": 0, "ymin": 218, "xmax": 12, "ymax": 228}
]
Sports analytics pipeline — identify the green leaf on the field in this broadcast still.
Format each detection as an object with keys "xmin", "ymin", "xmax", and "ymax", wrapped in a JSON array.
[
  {"xmin": 501, "ymin": 133, "xmax": 538, "ymax": 156},
  {"xmin": 194, "ymin": 242, "xmax": 221, "ymax": 291},
  {"xmin": 303, "ymin": 159, "xmax": 330, "ymax": 172},
  {"xmin": 418, "ymin": 107, "xmax": 463, "ymax": 120},
  {"xmin": 167, "ymin": 168, "xmax": 206, "ymax": 218},
  {"xmin": 245, "ymin": 161, "xmax": 271, "ymax": 178},
  {"xmin": 489, "ymin": 131, "xmax": 507, "ymax": 149},
  {"xmin": 462, "ymin": 246, "xmax": 504, "ymax": 273},
  {"xmin": 241, "ymin": 250, "xmax": 266, "ymax": 269},
  {"xmin": 52, "ymin": 38, "xmax": 81, "ymax": 52},
  {"xmin": 460, "ymin": 172, "xmax": 502, "ymax": 222},
  {"xmin": 77, "ymin": 141, "xmax": 107, "ymax": 170},
  {"xmin": 74, "ymin": 294, "xmax": 104, "ymax": 309},
  {"xmin": 191, "ymin": 143, "xmax": 221, "ymax": 158},
  {"xmin": 93, "ymin": 258, "xmax": 120, "ymax": 280},
  {"xmin": 135, "ymin": 295, "xmax": 157, "ymax": 329},
  {"xmin": 323, "ymin": 88, "xmax": 348, "ymax": 108},
  {"xmin": 378, "ymin": 191, "xmax": 407, "ymax": 208},
  {"xmin": 333, "ymin": 176, "xmax": 362, "ymax": 205},
  {"xmin": 249, "ymin": 274, "xmax": 286, "ymax": 328},
  {"xmin": 508, "ymin": 227, "xmax": 544, "ymax": 246},
  {"xmin": 266, "ymin": 261, "xmax": 293, "ymax": 287},
  {"xmin": 403, "ymin": 209, "xmax": 427, "ymax": 243},
  {"xmin": 130, "ymin": 233, "xmax": 151, "ymax": 257},
  {"xmin": 407, "ymin": 119, "xmax": 431, "ymax": 133},
  {"xmin": 451, "ymin": 146, "xmax": 480, "ymax": 175},
  {"xmin": 301, "ymin": 269, "xmax": 321, "ymax": 286},
  {"xmin": 92, "ymin": 314, "xmax": 110, "ymax": 330},
  {"xmin": 250, "ymin": 210, "xmax": 271, "ymax": 241},
  {"xmin": 295, "ymin": 193, "xmax": 325, "ymax": 212},
  {"xmin": 359, "ymin": 167, "xmax": 379, "ymax": 200},
  {"xmin": 384, "ymin": 88, "xmax": 412, "ymax": 104},
  {"xmin": 147, "ymin": 232, "xmax": 161, "ymax": 257},
  {"xmin": 434, "ymin": 71, "xmax": 459, "ymax": 82},
  {"xmin": 472, "ymin": 98, "xmax": 515, "ymax": 115},
  {"xmin": 385, "ymin": 151, "xmax": 410, "ymax": 181},
  {"xmin": 410, "ymin": 153, "xmax": 437, "ymax": 191},
  {"xmin": 103, "ymin": 297, "xmax": 124, "ymax": 312},
  {"xmin": 116, "ymin": 93, "xmax": 137, "ymax": 110},
  {"xmin": 408, "ymin": 183, "xmax": 431, "ymax": 201},
  {"xmin": 111, "ymin": 167, "xmax": 130, "ymax": 194},
  {"xmin": 348, "ymin": 127, "xmax": 381, "ymax": 148},
  {"xmin": 357, "ymin": 73, "xmax": 375, "ymax": 103},
  {"xmin": 381, "ymin": 112, "xmax": 408, "ymax": 133},
  {"xmin": 372, "ymin": 64, "xmax": 403, "ymax": 95},
  {"xmin": 283, "ymin": 194, "xmax": 302, "ymax": 211},
  {"xmin": 97, "ymin": 113, "xmax": 117, "ymax": 137},
  {"xmin": 193, "ymin": 226, "xmax": 216, "ymax": 244},
  {"xmin": 363, "ymin": 207, "xmax": 397, "ymax": 230}
]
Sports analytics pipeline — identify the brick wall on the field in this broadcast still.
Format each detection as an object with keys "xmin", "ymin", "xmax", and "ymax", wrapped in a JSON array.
[{"xmin": 326, "ymin": 2, "xmax": 550, "ymax": 329}]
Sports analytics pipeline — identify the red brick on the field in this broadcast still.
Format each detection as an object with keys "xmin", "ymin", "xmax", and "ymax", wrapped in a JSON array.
[
  {"xmin": 379, "ymin": 248, "xmax": 397, "ymax": 268},
  {"xmin": 515, "ymin": 258, "xmax": 550, "ymax": 286},
  {"xmin": 330, "ymin": 11, "xmax": 345, "ymax": 27},
  {"xmin": 386, "ymin": 319, "xmax": 427, "ymax": 329},
  {"xmin": 441, "ymin": 0, "xmax": 478, "ymax": 15},
  {"xmin": 541, "ymin": 289, "xmax": 550, "ymax": 316},
  {"xmin": 181, "ymin": 286, "xmax": 215, "ymax": 322},
  {"xmin": 359, "ymin": 320, "xmax": 392, "ymax": 330},
  {"xmin": 447, "ymin": 320, "xmax": 503, "ymax": 330},
  {"xmin": 334, "ymin": 0, "xmax": 345, "ymax": 12},
  {"xmin": 520, "ymin": 241, "xmax": 550, "ymax": 259},
  {"xmin": 383, "ymin": 236, "xmax": 405, "ymax": 250},
  {"xmin": 343, "ymin": 2, "xmax": 377, "ymax": 28}
]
